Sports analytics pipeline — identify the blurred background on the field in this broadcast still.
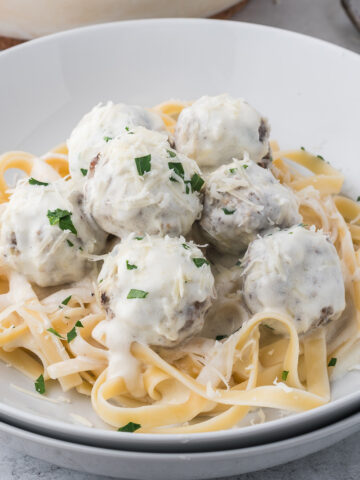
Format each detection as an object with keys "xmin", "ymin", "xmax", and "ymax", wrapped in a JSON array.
[{"xmin": 0, "ymin": 0, "xmax": 359, "ymax": 53}]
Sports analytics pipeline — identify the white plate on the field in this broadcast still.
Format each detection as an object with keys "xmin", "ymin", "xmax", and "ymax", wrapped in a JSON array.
[
  {"xmin": 0, "ymin": 19, "xmax": 360, "ymax": 452},
  {"xmin": 0, "ymin": 412, "xmax": 359, "ymax": 479}
]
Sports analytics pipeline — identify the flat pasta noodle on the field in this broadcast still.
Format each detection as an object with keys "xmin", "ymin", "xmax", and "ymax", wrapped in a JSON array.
[{"xmin": 0, "ymin": 99, "xmax": 358, "ymax": 432}]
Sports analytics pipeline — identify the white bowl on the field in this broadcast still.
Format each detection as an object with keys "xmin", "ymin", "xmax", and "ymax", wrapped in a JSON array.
[
  {"xmin": 0, "ymin": 413, "xmax": 359, "ymax": 478},
  {"xmin": 0, "ymin": 19, "xmax": 359, "ymax": 455}
]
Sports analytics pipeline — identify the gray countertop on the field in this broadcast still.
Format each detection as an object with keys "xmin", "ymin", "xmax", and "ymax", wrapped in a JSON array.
[{"xmin": 1, "ymin": 0, "xmax": 359, "ymax": 478}]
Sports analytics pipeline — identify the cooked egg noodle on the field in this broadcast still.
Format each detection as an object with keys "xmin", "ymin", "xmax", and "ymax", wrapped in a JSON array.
[{"xmin": 0, "ymin": 102, "xmax": 358, "ymax": 431}]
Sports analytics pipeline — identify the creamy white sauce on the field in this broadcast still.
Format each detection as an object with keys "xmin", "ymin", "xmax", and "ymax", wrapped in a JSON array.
[
  {"xmin": 93, "ymin": 235, "xmax": 215, "ymax": 390},
  {"xmin": 200, "ymin": 156, "xmax": 301, "ymax": 254},
  {"xmin": 175, "ymin": 94, "xmax": 270, "ymax": 169},
  {"xmin": 242, "ymin": 226, "xmax": 346, "ymax": 334},
  {"xmin": 67, "ymin": 101, "xmax": 165, "ymax": 180},
  {"xmin": 0, "ymin": 178, "xmax": 106, "ymax": 287},
  {"xmin": 83, "ymin": 126, "xmax": 203, "ymax": 238}
]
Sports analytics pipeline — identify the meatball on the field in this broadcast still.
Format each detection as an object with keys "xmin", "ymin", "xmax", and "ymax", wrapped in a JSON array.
[
  {"xmin": 0, "ymin": 179, "xmax": 106, "ymax": 287},
  {"xmin": 174, "ymin": 94, "xmax": 270, "ymax": 169},
  {"xmin": 98, "ymin": 235, "xmax": 215, "ymax": 347},
  {"xmin": 242, "ymin": 226, "xmax": 346, "ymax": 334},
  {"xmin": 199, "ymin": 157, "xmax": 301, "ymax": 255},
  {"xmin": 83, "ymin": 126, "xmax": 204, "ymax": 238},
  {"xmin": 67, "ymin": 101, "xmax": 165, "ymax": 180}
]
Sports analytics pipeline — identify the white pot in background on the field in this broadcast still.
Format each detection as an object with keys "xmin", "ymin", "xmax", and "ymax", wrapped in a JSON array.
[{"xmin": 0, "ymin": 0, "xmax": 240, "ymax": 39}]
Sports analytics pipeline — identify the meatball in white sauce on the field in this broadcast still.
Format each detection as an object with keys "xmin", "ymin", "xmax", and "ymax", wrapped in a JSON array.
[
  {"xmin": 84, "ymin": 127, "xmax": 204, "ymax": 238},
  {"xmin": 242, "ymin": 226, "xmax": 346, "ymax": 334},
  {"xmin": 175, "ymin": 94, "xmax": 270, "ymax": 169},
  {"xmin": 67, "ymin": 101, "xmax": 165, "ymax": 180},
  {"xmin": 0, "ymin": 179, "xmax": 106, "ymax": 287},
  {"xmin": 199, "ymin": 157, "xmax": 301, "ymax": 255},
  {"xmin": 97, "ymin": 235, "xmax": 215, "ymax": 348}
]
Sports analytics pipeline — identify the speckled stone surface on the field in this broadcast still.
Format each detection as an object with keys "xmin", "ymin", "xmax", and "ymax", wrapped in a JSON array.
[{"xmin": 0, "ymin": 0, "xmax": 359, "ymax": 478}]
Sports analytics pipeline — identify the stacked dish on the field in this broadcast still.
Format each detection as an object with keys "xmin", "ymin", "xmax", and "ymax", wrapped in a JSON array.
[{"xmin": 0, "ymin": 19, "xmax": 359, "ymax": 478}]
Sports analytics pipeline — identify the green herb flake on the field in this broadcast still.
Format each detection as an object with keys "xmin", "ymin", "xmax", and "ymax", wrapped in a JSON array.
[
  {"xmin": 300, "ymin": 146, "xmax": 306, "ymax": 151},
  {"xmin": 182, "ymin": 243, "xmax": 190, "ymax": 250},
  {"xmin": 75, "ymin": 321, "xmax": 84, "ymax": 328},
  {"xmin": 317, "ymin": 155, "xmax": 325, "ymax": 161},
  {"xmin": 192, "ymin": 258, "xmax": 210, "ymax": 268},
  {"xmin": 28, "ymin": 178, "xmax": 49, "ymax": 186},
  {"xmin": 229, "ymin": 168, "xmax": 237, "ymax": 174},
  {"xmin": 126, "ymin": 260, "xmax": 138, "ymax": 270},
  {"xmin": 328, "ymin": 357, "xmax": 337, "ymax": 367},
  {"xmin": 242, "ymin": 164, "xmax": 248, "ymax": 169},
  {"xmin": 47, "ymin": 209, "xmax": 77, "ymax": 235},
  {"xmin": 66, "ymin": 239, "xmax": 74, "ymax": 247},
  {"xmin": 216, "ymin": 335, "xmax": 227, "ymax": 341},
  {"xmin": 67, "ymin": 327, "xmax": 77, "ymax": 343},
  {"xmin": 264, "ymin": 324, "xmax": 275, "ymax": 331},
  {"xmin": 135, "ymin": 154, "xmax": 151, "ymax": 176},
  {"xmin": 167, "ymin": 149, "xmax": 176, "ymax": 158},
  {"xmin": 298, "ymin": 223, "xmax": 308, "ymax": 228},
  {"xmin": 103, "ymin": 136, "xmax": 112, "ymax": 142},
  {"xmin": 127, "ymin": 289, "xmax": 148, "ymax": 299},
  {"xmin": 357, "ymin": 196, "xmax": 360, "ymax": 202},
  {"xmin": 118, "ymin": 422, "xmax": 141, "ymax": 432},
  {"xmin": 222, "ymin": 208, "xmax": 236, "ymax": 215},
  {"xmin": 168, "ymin": 162, "xmax": 184, "ymax": 180},
  {"xmin": 135, "ymin": 236, "xmax": 143, "ymax": 240},
  {"xmin": 190, "ymin": 173, "xmax": 204, "ymax": 192},
  {"xmin": 47, "ymin": 328, "xmax": 64, "ymax": 339},
  {"xmin": 80, "ymin": 168, "xmax": 88, "ymax": 177},
  {"xmin": 35, "ymin": 374, "xmax": 45, "ymax": 394},
  {"xmin": 235, "ymin": 260, "xmax": 242, "ymax": 266},
  {"xmin": 125, "ymin": 126, "xmax": 130, "ymax": 131},
  {"xmin": 281, "ymin": 370, "xmax": 289, "ymax": 381},
  {"xmin": 62, "ymin": 295, "xmax": 72, "ymax": 306}
]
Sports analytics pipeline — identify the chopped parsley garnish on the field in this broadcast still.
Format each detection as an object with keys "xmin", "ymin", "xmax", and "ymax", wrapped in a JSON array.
[
  {"xmin": 127, "ymin": 289, "xmax": 148, "ymax": 299},
  {"xmin": 242, "ymin": 164, "xmax": 248, "ymax": 169},
  {"xmin": 103, "ymin": 136, "xmax": 112, "ymax": 142},
  {"xmin": 167, "ymin": 149, "xmax": 176, "ymax": 158},
  {"xmin": 125, "ymin": 126, "xmax": 130, "ymax": 131},
  {"xmin": 62, "ymin": 295, "xmax": 72, "ymax": 306},
  {"xmin": 118, "ymin": 422, "xmax": 141, "ymax": 432},
  {"xmin": 28, "ymin": 178, "xmax": 49, "ymax": 186},
  {"xmin": 281, "ymin": 370, "xmax": 289, "ymax": 381},
  {"xmin": 80, "ymin": 168, "xmax": 88, "ymax": 176},
  {"xmin": 235, "ymin": 260, "xmax": 242, "ymax": 266},
  {"xmin": 182, "ymin": 243, "xmax": 190, "ymax": 250},
  {"xmin": 300, "ymin": 146, "xmax": 306, "ymax": 151},
  {"xmin": 288, "ymin": 231, "xmax": 294, "ymax": 234},
  {"xmin": 190, "ymin": 173, "xmax": 204, "ymax": 192},
  {"xmin": 168, "ymin": 162, "xmax": 184, "ymax": 180},
  {"xmin": 66, "ymin": 239, "xmax": 74, "ymax": 247},
  {"xmin": 216, "ymin": 335, "xmax": 227, "ymax": 341},
  {"xmin": 264, "ymin": 324, "xmax": 275, "ymax": 330},
  {"xmin": 357, "ymin": 196, "xmax": 360, "ymax": 202},
  {"xmin": 222, "ymin": 208, "xmax": 236, "ymax": 215},
  {"xmin": 47, "ymin": 328, "xmax": 64, "ymax": 339},
  {"xmin": 35, "ymin": 374, "xmax": 45, "ymax": 394},
  {"xmin": 317, "ymin": 155, "xmax": 324, "ymax": 161},
  {"xmin": 229, "ymin": 168, "xmax": 237, "ymax": 174},
  {"xmin": 192, "ymin": 258, "xmax": 209, "ymax": 268},
  {"xmin": 135, "ymin": 236, "xmax": 143, "ymax": 240},
  {"xmin": 126, "ymin": 260, "xmax": 138, "ymax": 270},
  {"xmin": 67, "ymin": 327, "xmax": 77, "ymax": 343},
  {"xmin": 47, "ymin": 209, "xmax": 77, "ymax": 235},
  {"xmin": 135, "ymin": 154, "xmax": 151, "ymax": 175},
  {"xmin": 75, "ymin": 321, "xmax": 84, "ymax": 328},
  {"xmin": 328, "ymin": 357, "xmax": 337, "ymax": 367}
]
